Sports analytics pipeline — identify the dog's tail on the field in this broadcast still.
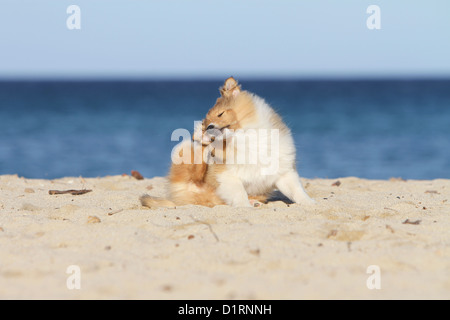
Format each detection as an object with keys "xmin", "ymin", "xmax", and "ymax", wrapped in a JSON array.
[{"xmin": 139, "ymin": 194, "xmax": 176, "ymax": 208}]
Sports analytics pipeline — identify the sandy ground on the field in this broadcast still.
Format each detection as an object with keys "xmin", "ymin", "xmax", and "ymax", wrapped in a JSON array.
[{"xmin": 0, "ymin": 174, "xmax": 449, "ymax": 299}]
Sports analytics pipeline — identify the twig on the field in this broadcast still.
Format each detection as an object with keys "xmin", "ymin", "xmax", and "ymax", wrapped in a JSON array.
[
  {"xmin": 402, "ymin": 219, "xmax": 421, "ymax": 225},
  {"xmin": 49, "ymin": 189, "xmax": 92, "ymax": 195},
  {"xmin": 108, "ymin": 209, "xmax": 124, "ymax": 216}
]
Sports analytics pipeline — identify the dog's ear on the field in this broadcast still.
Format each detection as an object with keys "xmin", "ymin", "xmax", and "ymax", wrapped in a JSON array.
[{"xmin": 220, "ymin": 77, "xmax": 241, "ymax": 98}]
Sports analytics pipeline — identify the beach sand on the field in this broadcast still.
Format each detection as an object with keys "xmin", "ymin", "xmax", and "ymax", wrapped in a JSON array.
[{"xmin": 0, "ymin": 174, "xmax": 449, "ymax": 299}]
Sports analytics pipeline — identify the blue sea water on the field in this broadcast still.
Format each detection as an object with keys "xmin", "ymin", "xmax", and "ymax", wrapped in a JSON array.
[{"xmin": 0, "ymin": 80, "xmax": 449, "ymax": 180}]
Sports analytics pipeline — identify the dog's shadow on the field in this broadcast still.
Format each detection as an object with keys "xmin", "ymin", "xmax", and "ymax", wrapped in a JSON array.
[{"xmin": 266, "ymin": 190, "xmax": 293, "ymax": 204}]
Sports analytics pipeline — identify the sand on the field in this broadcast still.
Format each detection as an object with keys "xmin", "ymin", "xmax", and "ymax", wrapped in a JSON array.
[{"xmin": 0, "ymin": 174, "xmax": 449, "ymax": 299}]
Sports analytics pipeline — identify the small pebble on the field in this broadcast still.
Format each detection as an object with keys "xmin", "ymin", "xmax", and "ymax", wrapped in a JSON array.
[
  {"xmin": 161, "ymin": 285, "xmax": 172, "ymax": 292},
  {"xmin": 332, "ymin": 180, "xmax": 341, "ymax": 187},
  {"xmin": 131, "ymin": 170, "xmax": 144, "ymax": 180},
  {"xmin": 87, "ymin": 216, "xmax": 101, "ymax": 224}
]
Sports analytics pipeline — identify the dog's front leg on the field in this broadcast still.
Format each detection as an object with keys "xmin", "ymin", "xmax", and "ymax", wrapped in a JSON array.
[{"xmin": 216, "ymin": 174, "xmax": 252, "ymax": 207}]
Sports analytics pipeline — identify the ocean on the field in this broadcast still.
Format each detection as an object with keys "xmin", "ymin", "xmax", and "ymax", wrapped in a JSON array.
[{"xmin": 0, "ymin": 79, "xmax": 449, "ymax": 180}]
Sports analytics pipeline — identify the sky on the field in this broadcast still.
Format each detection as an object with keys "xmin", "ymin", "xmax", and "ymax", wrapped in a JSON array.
[{"xmin": 0, "ymin": 0, "xmax": 449, "ymax": 79}]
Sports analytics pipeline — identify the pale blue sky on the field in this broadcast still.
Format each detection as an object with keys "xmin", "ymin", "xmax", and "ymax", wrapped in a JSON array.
[{"xmin": 0, "ymin": 0, "xmax": 449, "ymax": 79}]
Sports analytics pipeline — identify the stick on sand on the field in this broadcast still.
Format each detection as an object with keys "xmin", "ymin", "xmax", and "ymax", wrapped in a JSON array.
[{"xmin": 48, "ymin": 189, "xmax": 92, "ymax": 195}]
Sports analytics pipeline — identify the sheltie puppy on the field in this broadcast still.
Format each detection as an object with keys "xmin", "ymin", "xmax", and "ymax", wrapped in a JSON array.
[
  {"xmin": 196, "ymin": 77, "xmax": 314, "ymax": 207},
  {"xmin": 140, "ymin": 77, "xmax": 314, "ymax": 208}
]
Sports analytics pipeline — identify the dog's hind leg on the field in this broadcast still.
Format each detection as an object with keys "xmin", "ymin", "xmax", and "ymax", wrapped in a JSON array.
[{"xmin": 275, "ymin": 170, "xmax": 315, "ymax": 205}]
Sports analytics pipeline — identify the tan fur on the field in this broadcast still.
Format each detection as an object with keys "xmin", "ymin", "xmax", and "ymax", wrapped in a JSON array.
[
  {"xmin": 168, "ymin": 142, "xmax": 225, "ymax": 207},
  {"xmin": 139, "ymin": 195, "xmax": 176, "ymax": 208},
  {"xmin": 140, "ymin": 141, "xmax": 225, "ymax": 208},
  {"xmin": 203, "ymin": 84, "xmax": 258, "ymax": 132}
]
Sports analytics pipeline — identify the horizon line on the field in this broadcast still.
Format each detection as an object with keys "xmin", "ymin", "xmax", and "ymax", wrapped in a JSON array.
[{"xmin": 1, "ymin": 74, "xmax": 450, "ymax": 82}]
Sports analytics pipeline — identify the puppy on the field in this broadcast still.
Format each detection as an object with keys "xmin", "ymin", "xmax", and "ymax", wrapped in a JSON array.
[
  {"xmin": 197, "ymin": 77, "xmax": 314, "ymax": 207},
  {"xmin": 141, "ymin": 77, "xmax": 314, "ymax": 208}
]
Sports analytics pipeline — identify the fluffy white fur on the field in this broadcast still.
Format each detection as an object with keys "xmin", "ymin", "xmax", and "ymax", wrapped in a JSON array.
[{"xmin": 208, "ymin": 87, "xmax": 314, "ymax": 207}]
